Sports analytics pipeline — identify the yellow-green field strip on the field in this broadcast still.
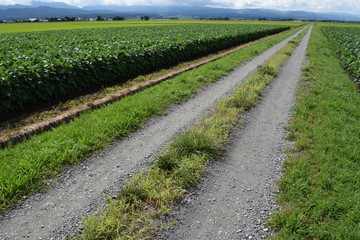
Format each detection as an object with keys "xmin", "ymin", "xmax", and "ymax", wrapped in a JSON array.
[{"xmin": 0, "ymin": 20, "xmax": 304, "ymax": 33}]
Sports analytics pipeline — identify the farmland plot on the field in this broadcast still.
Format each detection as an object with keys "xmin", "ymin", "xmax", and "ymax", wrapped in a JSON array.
[
  {"xmin": 0, "ymin": 26, "xmax": 303, "ymax": 238},
  {"xmin": 322, "ymin": 27, "xmax": 360, "ymax": 84},
  {"xmin": 0, "ymin": 24, "xmax": 289, "ymax": 115}
]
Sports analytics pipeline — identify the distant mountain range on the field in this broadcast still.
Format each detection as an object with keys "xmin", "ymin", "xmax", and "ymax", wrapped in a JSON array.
[{"xmin": 1, "ymin": 1, "xmax": 360, "ymax": 21}]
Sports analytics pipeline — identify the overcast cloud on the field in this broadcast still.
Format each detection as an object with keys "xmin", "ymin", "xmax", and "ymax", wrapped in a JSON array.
[{"xmin": 2, "ymin": 0, "xmax": 360, "ymax": 14}]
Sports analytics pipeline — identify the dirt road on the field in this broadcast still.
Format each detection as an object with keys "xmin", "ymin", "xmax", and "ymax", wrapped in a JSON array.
[
  {"xmin": 0, "ymin": 27, "xmax": 307, "ymax": 240},
  {"xmin": 157, "ymin": 26, "xmax": 312, "ymax": 240}
]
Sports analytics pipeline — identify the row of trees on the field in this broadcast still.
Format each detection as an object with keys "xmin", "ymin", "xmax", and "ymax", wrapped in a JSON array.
[
  {"xmin": 1, "ymin": 15, "xmax": 152, "ymax": 23},
  {"xmin": 95, "ymin": 16, "xmax": 125, "ymax": 21}
]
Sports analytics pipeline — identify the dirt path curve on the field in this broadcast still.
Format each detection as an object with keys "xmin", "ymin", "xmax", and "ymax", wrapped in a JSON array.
[
  {"xmin": 0, "ymin": 27, "xmax": 306, "ymax": 240},
  {"xmin": 157, "ymin": 26, "xmax": 312, "ymax": 240}
]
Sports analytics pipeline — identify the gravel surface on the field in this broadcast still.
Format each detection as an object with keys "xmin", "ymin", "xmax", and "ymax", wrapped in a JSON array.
[
  {"xmin": 0, "ymin": 28, "xmax": 306, "ymax": 240},
  {"xmin": 156, "ymin": 26, "xmax": 312, "ymax": 240}
]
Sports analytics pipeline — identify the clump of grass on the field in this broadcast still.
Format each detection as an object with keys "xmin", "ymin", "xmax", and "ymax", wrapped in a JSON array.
[
  {"xmin": 170, "ymin": 129, "xmax": 224, "ymax": 158},
  {"xmin": 269, "ymin": 27, "xmax": 360, "ymax": 239},
  {"xmin": 258, "ymin": 64, "xmax": 277, "ymax": 77},
  {"xmin": 78, "ymin": 27, "xmax": 308, "ymax": 239},
  {"xmin": 119, "ymin": 186, "xmax": 149, "ymax": 205},
  {"xmin": 155, "ymin": 154, "xmax": 180, "ymax": 172}
]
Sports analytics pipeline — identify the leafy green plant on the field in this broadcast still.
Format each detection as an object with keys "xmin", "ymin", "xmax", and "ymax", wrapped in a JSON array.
[
  {"xmin": 0, "ymin": 24, "xmax": 289, "ymax": 115},
  {"xmin": 322, "ymin": 26, "xmax": 360, "ymax": 84}
]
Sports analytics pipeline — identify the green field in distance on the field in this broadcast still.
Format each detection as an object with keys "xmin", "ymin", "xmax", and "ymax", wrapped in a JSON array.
[
  {"xmin": 0, "ymin": 20, "xmax": 304, "ymax": 33},
  {"xmin": 315, "ymin": 22, "xmax": 360, "ymax": 27}
]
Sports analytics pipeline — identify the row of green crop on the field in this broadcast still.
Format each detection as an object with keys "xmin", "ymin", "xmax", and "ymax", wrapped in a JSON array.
[
  {"xmin": 321, "ymin": 26, "xmax": 360, "ymax": 84},
  {"xmin": 0, "ymin": 24, "xmax": 289, "ymax": 115}
]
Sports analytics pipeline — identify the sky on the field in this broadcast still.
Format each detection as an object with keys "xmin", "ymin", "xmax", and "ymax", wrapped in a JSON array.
[{"xmin": 1, "ymin": 0, "xmax": 360, "ymax": 14}]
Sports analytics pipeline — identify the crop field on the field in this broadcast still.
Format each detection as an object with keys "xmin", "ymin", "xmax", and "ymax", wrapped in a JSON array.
[
  {"xmin": 315, "ymin": 22, "xmax": 360, "ymax": 28},
  {"xmin": 0, "ymin": 20, "xmax": 304, "ymax": 33},
  {"xmin": 0, "ymin": 19, "xmax": 359, "ymax": 240},
  {"xmin": 0, "ymin": 23, "xmax": 289, "ymax": 115},
  {"xmin": 322, "ymin": 26, "xmax": 360, "ymax": 84},
  {"xmin": 0, "ymin": 23, "xmax": 300, "ymax": 213}
]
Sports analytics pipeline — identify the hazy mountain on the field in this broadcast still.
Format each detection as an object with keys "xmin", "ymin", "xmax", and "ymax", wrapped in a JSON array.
[
  {"xmin": 1, "ymin": 1, "xmax": 359, "ymax": 21},
  {"xmin": 30, "ymin": 0, "xmax": 78, "ymax": 9},
  {"xmin": 82, "ymin": 5, "xmax": 360, "ymax": 21},
  {"xmin": 0, "ymin": 1, "xmax": 77, "ymax": 10},
  {"xmin": 0, "ymin": 6, "xmax": 128, "ymax": 19},
  {"xmin": 0, "ymin": 4, "xmax": 32, "ymax": 10}
]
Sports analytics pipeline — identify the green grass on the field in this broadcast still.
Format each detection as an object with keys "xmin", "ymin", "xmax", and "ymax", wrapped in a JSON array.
[
  {"xmin": 0, "ymin": 26, "xmax": 302, "ymax": 212},
  {"xmin": 78, "ymin": 27, "xmax": 307, "ymax": 240},
  {"xmin": 315, "ymin": 22, "xmax": 360, "ymax": 27},
  {"xmin": 269, "ymin": 26, "xmax": 360, "ymax": 239},
  {"xmin": 0, "ymin": 20, "xmax": 304, "ymax": 33}
]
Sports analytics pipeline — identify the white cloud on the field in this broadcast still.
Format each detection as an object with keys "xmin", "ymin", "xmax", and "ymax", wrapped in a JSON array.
[
  {"xmin": 1, "ymin": 0, "xmax": 31, "ymax": 4},
  {"xmin": 210, "ymin": 0, "xmax": 360, "ymax": 14},
  {"xmin": 2, "ymin": 0, "xmax": 360, "ymax": 14}
]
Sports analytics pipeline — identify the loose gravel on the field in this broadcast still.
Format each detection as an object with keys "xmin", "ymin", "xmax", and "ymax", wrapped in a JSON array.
[
  {"xmin": 0, "ymin": 27, "xmax": 306, "ymax": 240},
  {"xmin": 157, "ymin": 26, "xmax": 312, "ymax": 240}
]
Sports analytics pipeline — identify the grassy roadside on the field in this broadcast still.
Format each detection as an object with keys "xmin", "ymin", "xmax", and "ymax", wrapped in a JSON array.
[
  {"xmin": 0, "ymin": 26, "xmax": 304, "ymax": 212},
  {"xmin": 78, "ymin": 27, "xmax": 308, "ymax": 240},
  {"xmin": 269, "ymin": 27, "xmax": 360, "ymax": 239}
]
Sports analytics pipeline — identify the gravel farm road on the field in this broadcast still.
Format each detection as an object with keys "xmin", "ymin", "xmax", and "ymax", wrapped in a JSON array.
[
  {"xmin": 157, "ymin": 26, "xmax": 312, "ymax": 240},
  {"xmin": 0, "ymin": 26, "xmax": 308, "ymax": 240}
]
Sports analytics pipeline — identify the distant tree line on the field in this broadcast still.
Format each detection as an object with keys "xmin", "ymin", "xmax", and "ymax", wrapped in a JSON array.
[
  {"xmin": 46, "ymin": 16, "xmax": 77, "ymax": 22},
  {"xmin": 0, "ymin": 16, "xmax": 126, "ymax": 23},
  {"xmin": 113, "ymin": 16, "xmax": 125, "ymax": 20},
  {"xmin": 140, "ymin": 16, "xmax": 150, "ymax": 20},
  {"xmin": 196, "ymin": 17, "xmax": 230, "ymax": 20},
  {"xmin": 2, "ymin": 16, "xmax": 359, "ymax": 24}
]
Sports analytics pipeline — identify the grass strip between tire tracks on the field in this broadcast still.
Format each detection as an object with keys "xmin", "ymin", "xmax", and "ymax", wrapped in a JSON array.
[
  {"xmin": 0, "ymin": 27, "xmax": 303, "ymax": 212},
  {"xmin": 269, "ymin": 26, "xmax": 360, "ymax": 239},
  {"xmin": 77, "ymin": 27, "xmax": 308, "ymax": 240}
]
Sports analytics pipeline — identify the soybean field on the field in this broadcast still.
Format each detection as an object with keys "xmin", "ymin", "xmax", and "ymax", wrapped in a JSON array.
[
  {"xmin": 322, "ymin": 26, "xmax": 360, "ymax": 84},
  {"xmin": 0, "ymin": 20, "xmax": 359, "ymax": 240},
  {"xmin": 0, "ymin": 24, "xmax": 289, "ymax": 115}
]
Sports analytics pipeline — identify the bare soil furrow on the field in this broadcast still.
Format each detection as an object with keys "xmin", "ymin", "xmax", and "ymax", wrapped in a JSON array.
[{"xmin": 0, "ymin": 28, "xmax": 305, "ymax": 240}]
